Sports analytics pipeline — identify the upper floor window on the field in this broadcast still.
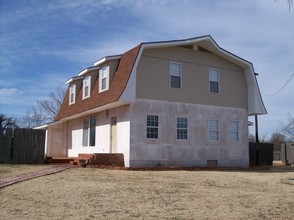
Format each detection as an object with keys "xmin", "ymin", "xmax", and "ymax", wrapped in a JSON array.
[
  {"xmin": 83, "ymin": 75, "xmax": 91, "ymax": 99},
  {"xmin": 100, "ymin": 65, "xmax": 108, "ymax": 92},
  {"xmin": 69, "ymin": 84, "xmax": 76, "ymax": 105},
  {"xmin": 146, "ymin": 115, "xmax": 159, "ymax": 139},
  {"xmin": 229, "ymin": 121, "xmax": 239, "ymax": 142},
  {"xmin": 177, "ymin": 117, "xmax": 188, "ymax": 140},
  {"xmin": 208, "ymin": 119, "xmax": 219, "ymax": 142},
  {"xmin": 170, "ymin": 62, "xmax": 182, "ymax": 89},
  {"xmin": 209, "ymin": 68, "xmax": 220, "ymax": 93}
]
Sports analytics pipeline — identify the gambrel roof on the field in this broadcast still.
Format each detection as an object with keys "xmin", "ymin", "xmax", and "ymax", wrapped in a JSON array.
[{"xmin": 55, "ymin": 35, "xmax": 267, "ymax": 123}]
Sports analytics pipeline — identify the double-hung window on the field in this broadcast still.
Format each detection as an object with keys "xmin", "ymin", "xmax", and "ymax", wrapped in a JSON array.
[
  {"xmin": 83, "ymin": 76, "xmax": 91, "ymax": 99},
  {"xmin": 177, "ymin": 117, "xmax": 188, "ymax": 140},
  {"xmin": 209, "ymin": 68, "xmax": 220, "ymax": 93},
  {"xmin": 208, "ymin": 119, "xmax": 219, "ymax": 142},
  {"xmin": 100, "ymin": 65, "xmax": 108, "ymax": 92},
  {"xmin": 229, "ymin": 121, "xmax": 239, "ymax": 142},
  {"xmin": 69, "ymin": 84, "xmax": 76, "ymax": 105},
  {"xmin": 146, "ymin": 115, "xmax": 159, "ymax": 139},
  {"xmin": 82, "ymin": 116, "xmax": 96, "ymax": 146},
  {"xmin": 170, "ymin": 62, "xmax": 182, "ymax": 89}
]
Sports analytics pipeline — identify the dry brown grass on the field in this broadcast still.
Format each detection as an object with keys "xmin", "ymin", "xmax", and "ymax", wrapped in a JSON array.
[
  {"xmin": 0, "ymin": 164, "xmax": 53, "ymax": 179},
  {"xmin": 0, "ymin": 165, "xmax": 294, "ymax": 220}
]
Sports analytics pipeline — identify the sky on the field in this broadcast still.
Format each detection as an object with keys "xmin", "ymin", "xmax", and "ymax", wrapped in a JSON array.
[{"xmin": 0, "ymin": 0, "xmax": 293, "ymax": 138}]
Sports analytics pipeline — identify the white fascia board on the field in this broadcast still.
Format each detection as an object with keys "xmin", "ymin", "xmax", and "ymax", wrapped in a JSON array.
[
  {"xmin": 245, "ymin": 68, "xmax": 267, "ymax": 115},
  {"xmin": 56, "ymin": 101, "xmax": 129, "ymax": 123},
  {"xmin": 65, "ymin": 76, "xmax": 83, "ymax": 84},
  {"xmin": 94, "ymin": 55, "xmax": 122, "ymax": 66},
  {"xmin": 78, "ymin": 66, "xmax": 100, "ymax": 76},
  {"xmin": 34, "ymin": 124, "xmax": 48, "ymax": 130}
]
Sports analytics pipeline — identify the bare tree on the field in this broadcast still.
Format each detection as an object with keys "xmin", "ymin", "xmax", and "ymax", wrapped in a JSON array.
[
  {"xmin": 0, "ymin": 114, "xmax": 18, "ymax": 135},
  {"xmin": 248, "ymin": 133, "xmax": 256, "ymax": 142},
  {"xmin": 37, "ymin": 86, "xmax": 65, "ymax": 122},
  {"xmin": 270, "ymin": 132, "xmax": 287, "ymax": 151},
  {"xmin": 282, "ymin": 113, "xmax": 294, "ymax": 142},
  {"xmin": 19, "ymin": 86, "xmax": 66, "ymax": 128},
  {"xmin": 288, "ymin": 0, "xmax": 293, "ymax": 12}
]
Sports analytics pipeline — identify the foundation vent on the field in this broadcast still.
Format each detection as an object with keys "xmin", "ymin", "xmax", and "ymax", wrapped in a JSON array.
[{"xmin": 207, "ymin": 160, "xmax": 217, "ymax": 168}]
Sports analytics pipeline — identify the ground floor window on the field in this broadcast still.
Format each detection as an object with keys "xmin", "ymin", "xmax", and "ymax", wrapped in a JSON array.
[
  {"xmin": 83, "ymin": 116, "xmax": 96, "ymax": 146},
  {"xmin": 147, "ymin": 115, "xmax": 159, "ymax": 139},
  {"xmin": 177, "ymin": 117, "xmax": 188, "ymax": 140},
  {"xmin": 229, "ymin": 121, "xmax": 239, "ymax": 142},
  {"xmin": 208, "ymin": 119, "xmax": 219, "ymax": 142}
]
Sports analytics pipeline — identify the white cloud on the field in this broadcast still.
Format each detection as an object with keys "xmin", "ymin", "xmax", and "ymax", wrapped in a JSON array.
[{"xmin": 0, "ymin": 88, "xmax": 18, "ymax": 96}]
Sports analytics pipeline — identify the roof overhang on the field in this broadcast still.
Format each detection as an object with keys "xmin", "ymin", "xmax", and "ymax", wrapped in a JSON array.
[
  {"xmin": 34, "ymin": 123, "xmax": 50, "ymax": 130},
  {"xmin": 78, "ymin": 66, "xmax": 100, "ymax": 76},
  {"xmin": 65, "ymin": 76, "xmax": 83, "ymax": 84},
  {"xmin": 53, "ymin": 101, "xmax": 130, "ymax": 126},
  {"xmin": 94, "ymin": 55, "xmax": 122, "ymax": 66}
]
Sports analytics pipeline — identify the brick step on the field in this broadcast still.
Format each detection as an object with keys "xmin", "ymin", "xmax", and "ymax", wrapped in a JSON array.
[
  {"xmin": 71, "ymin": 154, "xmax": 95, "ymax": 166},
  {"xmin": 46, "ymin": 156, "xmax": 75, "ymax": 164},
  {"xmin": 89, "ymin": 153, "xmax": 124, "ymax": 167},
  {"xmin": 47, "ymin": 154, "xmax": 124, "ymax": 167}
]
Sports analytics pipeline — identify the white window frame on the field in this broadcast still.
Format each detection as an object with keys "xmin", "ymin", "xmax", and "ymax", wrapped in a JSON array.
[
  {"xmin": 99, "ymin": 64, "xmax": 109, "ymax": 92},
  {"xmin": 229, "ymin": 120, "xmax": 239, "ymax": 142},
  {"xmin": 69, "ymin": 84, "xmax": 76, "ymax": 105},
  {"xmin": 83, "ymin": 75, "xmax": 91, "ymax": 99},
  {"xmin": 209, "ymin": 68, "xmax": 220, "ymax": 93},
  {"xmin": 208, "ymin": 119, "xmax": 219, "ymax": 142},
  {"xmin": 146, "ymin": 115, "xmax": 159, "ymax": 139},
  {"xmin": 177, "ymin": 117, "xmax": 188, "ymax": 140},
  {"xmin": 170, "ymin": 61, "xmax": 182, "ymax": 89}
]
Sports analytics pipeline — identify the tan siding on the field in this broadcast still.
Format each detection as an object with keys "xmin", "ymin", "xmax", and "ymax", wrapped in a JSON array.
[{"xmin": 136, "ymin": 47, "xmax": 247, "ymax": 109}]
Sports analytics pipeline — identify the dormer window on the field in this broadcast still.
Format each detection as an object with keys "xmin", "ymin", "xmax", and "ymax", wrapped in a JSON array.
[
  {"xmin": 99, "ymin": 64, "xmax": 109, "ymax": 92},
  {"xmin": 69, "ymin": 84, "xmax": 76, "ymax": 105},
  {"xmin": 83, "ymin": 75, "xmax": 91, "ymax": 99}
]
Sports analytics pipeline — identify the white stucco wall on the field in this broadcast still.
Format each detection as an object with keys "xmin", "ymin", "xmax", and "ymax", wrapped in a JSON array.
[
  {"xmin": 129, "ymin": 99, "xmax": 249, "ymax": 168},
  {"xmin": 66, "ymin": 105, "xmax": 131, "ymax": 166}
]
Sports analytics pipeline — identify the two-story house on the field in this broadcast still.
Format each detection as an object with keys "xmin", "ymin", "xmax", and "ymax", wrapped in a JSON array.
[{"xmin": 40, "ymin": 35, "xmax": 267, "ymax": 168}]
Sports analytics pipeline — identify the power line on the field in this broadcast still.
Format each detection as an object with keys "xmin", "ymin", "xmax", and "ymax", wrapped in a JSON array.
[{"xmin": 261, "ymin": 72, "xmax": 294, "ymax": 96}]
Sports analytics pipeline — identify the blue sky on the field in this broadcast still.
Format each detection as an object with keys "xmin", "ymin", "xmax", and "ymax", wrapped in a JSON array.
[{"xmin": 0, "ymin": 0, "xmax": 293, "ymax": 138}]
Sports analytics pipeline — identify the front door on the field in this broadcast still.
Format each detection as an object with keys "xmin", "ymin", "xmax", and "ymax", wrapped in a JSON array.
[{"xmin": 111, "ymin": 117, "xmax": 117, "ymax": 153}]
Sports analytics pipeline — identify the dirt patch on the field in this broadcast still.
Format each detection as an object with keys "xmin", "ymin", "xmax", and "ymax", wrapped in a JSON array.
[{"xmin": 0, "ymin": 167, "xmax": 293, "ymax": 219}]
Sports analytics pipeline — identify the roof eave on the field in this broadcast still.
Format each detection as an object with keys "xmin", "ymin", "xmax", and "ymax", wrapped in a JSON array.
[
  {"xmin": 78, "ymin": 66, "xmax": 100, "ymax": 76},
  {"xmin": 94, "ymin": 55, "xmax": 122, "ymax": 66}
]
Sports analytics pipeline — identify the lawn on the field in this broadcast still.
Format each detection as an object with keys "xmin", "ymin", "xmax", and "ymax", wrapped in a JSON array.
[
  {"xmin": 0, "ymin": 164, "xmax": 54, "ymax": 179},
  {"xmin": 0, "ymin": 165, "xmax": 294, "ymax": 220}
]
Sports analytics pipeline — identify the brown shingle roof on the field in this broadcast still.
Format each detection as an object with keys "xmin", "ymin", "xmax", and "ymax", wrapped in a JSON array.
[{"xmin": 54, "ymin": 44, "xmax": 141, "ymax": 121}]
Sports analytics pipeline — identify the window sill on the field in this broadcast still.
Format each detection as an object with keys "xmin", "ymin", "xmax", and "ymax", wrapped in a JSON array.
[{"xmin": 99, "ymin": 89, "xmax": 109, "ymax": 93}]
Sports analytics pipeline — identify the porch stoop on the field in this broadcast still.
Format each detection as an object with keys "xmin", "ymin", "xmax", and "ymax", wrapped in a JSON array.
[
  {"xmin": 89, "ymin": 153, "xmax": 125, "ymax": 167},
  {"xmin": 70, "ymin": 153, "xmax": 125, "ymax": 167},
  {"xmin": 46, "ymin": 156, "xmax": 75, "ymax": 164},
  {"xmin": 71, "ymin": 154, "xmax": 94, "ymax": 166}
]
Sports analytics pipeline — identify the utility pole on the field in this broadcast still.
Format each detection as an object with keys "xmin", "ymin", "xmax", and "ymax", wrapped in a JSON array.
[{"xmin": 255, "ymin": 115, "xmax": 259, "ymax": 143}]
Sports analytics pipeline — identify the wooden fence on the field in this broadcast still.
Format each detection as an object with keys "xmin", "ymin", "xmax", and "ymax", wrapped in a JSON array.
[
  {"xmin": 281, "ymin": 143, "xmax": 294, "ymax": 165},
  {"xmin": 249, "ymin": 143, "xmax": 274, "ymax": 166},
  {"xmin": 0, "ymin": 128, "xmax": 45, "ymax": 164}
]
